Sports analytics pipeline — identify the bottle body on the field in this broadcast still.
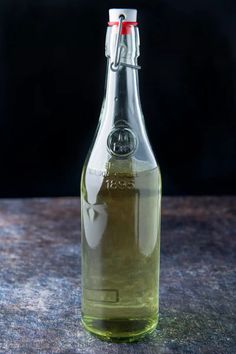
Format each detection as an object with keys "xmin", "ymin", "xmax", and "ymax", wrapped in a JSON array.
[
  {"xmin": 81, "ymin": 9, "xmax": 161, "ymax": 341},
  {"xmin": 81, "ymin": 160, "xmax": 161, "ymax": 341}
]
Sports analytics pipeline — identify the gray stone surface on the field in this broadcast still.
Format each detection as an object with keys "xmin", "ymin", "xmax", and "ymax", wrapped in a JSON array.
[{"xmin": 0, "ymin": 197, "xmax": 235, "ymax": 353}]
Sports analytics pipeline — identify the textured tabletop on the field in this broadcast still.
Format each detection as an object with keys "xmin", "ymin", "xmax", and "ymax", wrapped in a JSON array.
[{"xmin": 0, "ymin": 197, "xmax": 235, "ymax": 353}]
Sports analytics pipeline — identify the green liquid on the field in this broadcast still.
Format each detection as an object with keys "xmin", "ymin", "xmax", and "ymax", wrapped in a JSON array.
[{"xmin": 81, "ymin": 161, "xmax": 161, "ymax": 342}]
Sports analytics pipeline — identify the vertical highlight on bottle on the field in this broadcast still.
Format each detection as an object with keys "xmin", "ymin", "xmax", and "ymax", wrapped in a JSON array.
[{"xmin": 80, "ymin": 8, "xmax": 162, "ymax": 342}]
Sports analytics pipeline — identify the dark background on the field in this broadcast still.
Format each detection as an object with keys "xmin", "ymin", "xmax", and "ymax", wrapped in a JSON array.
[{"xmin": 0, "ymin": 0, "xmax": 235, "ymax": 197}]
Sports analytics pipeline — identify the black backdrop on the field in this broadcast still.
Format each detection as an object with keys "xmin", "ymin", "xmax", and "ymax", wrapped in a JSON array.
[{"xmin": 0, "ymin": 0, "xmax": 235, "ymax": 197}]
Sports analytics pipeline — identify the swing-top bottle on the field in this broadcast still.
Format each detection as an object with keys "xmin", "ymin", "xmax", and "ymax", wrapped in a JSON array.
[{"xmin": 81, "ymin": 8, "xmax": 162, "ymax": 341}]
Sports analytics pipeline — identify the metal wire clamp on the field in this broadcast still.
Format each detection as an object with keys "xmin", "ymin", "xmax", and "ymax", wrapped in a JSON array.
[{"xmin": 110, "ymin": 15, "xmax": 141, "ymax": 72}]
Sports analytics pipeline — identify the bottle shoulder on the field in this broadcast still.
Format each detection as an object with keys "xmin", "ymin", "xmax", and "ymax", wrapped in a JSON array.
[{"xmin": 84, "ymin": 116, "xmax": 158, "ymax": 171}]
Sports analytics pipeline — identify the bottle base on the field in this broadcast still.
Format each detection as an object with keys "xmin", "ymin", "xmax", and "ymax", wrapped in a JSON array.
[{"xmin": 81, "ymin": 315, "xmax": 158, "ymax": 342}]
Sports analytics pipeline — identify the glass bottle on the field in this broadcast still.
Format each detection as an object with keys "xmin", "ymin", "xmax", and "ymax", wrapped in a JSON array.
[{"xmin": 81, "ymin": 8, "xmax": 161, "ymax": 342}]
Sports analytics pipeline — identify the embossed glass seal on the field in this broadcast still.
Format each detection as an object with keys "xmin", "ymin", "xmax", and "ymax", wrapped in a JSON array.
[{"xmin": 107, "ymin": 127, "xmax": 137, "ymax": 158}]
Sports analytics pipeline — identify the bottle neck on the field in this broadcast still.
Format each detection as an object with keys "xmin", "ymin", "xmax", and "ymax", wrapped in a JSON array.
[
  {"xmin": 87, "ymin": 21, "xmax": 157, "ymax": 171},
  {"xmin": 101, "ymin": 24, "xmax": 143, "ymax": 128},
  {"xmin": 103, "ymin": 59, "xmax": 141, "ymax": 123}
]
